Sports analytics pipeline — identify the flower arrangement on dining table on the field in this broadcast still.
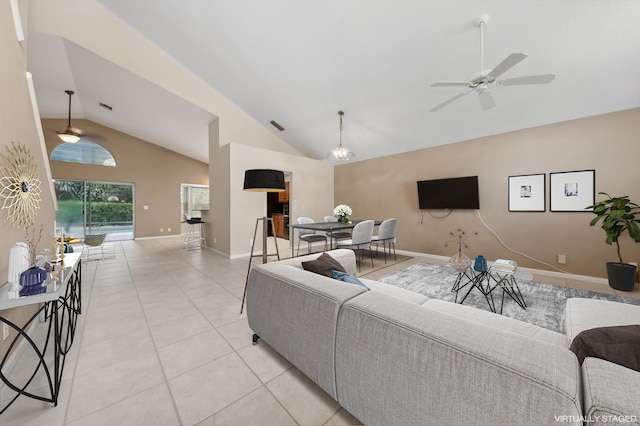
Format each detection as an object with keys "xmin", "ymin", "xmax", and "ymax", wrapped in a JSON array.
[{"xmin": 333, "ymin": 204, "xmax": 352, "ymax": 223}]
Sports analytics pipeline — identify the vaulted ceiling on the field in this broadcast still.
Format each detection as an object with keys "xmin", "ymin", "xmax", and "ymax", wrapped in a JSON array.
[{"xmin": 27, "ymin": 1, "xmax": 640, "ymax": 164}]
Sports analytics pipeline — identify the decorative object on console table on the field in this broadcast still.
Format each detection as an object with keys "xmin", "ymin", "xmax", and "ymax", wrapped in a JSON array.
[
  {"xmin": 587, "ymin": 192, "xmax": 640, "ymax": 291},
  {"xmin": 334, "ymin": 204, "xmax": 352, "ymax": 223},
  {"xmin": 241, "ymin": 169, "xmax": 285, "ymax": 313},
  {"xmin": 19, "ymin": 266, "xmax": 47, "ymax": 296},
  {"xmin": 7, "ymin": 242, "xmax": 30, "ymax": 298}
]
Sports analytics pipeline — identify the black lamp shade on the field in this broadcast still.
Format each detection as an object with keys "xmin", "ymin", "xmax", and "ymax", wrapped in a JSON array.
[{"xmin": 243, "ymin": 169, "xmax": 285, "ymax": 192}]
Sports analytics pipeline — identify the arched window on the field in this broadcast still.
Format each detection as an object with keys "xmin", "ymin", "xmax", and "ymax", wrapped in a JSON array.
[{"xmin": 50, "ymin": 141, "xmax": 116, "ymax": 166}]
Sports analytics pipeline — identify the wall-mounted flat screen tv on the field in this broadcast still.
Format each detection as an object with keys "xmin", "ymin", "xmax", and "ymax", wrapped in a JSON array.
[{"xmin": 417, "ymin": 176, "xmax": 480, "ymax": 210}]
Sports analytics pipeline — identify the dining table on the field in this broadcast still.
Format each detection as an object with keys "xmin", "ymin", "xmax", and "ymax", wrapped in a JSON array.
[{"xmin": 288, "ymin": 219, "xmax": 382, "ymax": 258}]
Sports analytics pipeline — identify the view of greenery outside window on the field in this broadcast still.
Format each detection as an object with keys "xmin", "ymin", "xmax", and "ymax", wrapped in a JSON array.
[
  {"xmin": 55, "ymin": 180, "xmax": 134, "ymax": 240},
  {"xmin": 181, "ymin": 184, "xmax": 210, "ymax": 220}
]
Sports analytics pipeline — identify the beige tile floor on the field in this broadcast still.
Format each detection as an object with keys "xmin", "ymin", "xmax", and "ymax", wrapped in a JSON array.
[
  {"xmin": 1, "ymin": 237, "xmax": 638, "ymax": 425},
  {"xmin": 0, "ymin": 237, "xmax": 366, "ymax": 425}
]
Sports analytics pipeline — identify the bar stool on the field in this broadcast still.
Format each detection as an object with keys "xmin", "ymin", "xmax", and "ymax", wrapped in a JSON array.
[{"xmin": 184, "ymin": 218, "xmax": 206, "ymax": 250}]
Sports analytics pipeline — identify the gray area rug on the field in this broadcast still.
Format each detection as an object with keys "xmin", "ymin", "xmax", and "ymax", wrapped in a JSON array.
[{"xmin": 379, "ymin": 262, "xmax": 640, "ymax": 333}]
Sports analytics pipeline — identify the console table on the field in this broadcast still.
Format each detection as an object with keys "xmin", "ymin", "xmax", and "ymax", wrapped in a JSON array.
[{"xmin": 0, "ymin": 253, "xmax": 82, "ymax": 415}]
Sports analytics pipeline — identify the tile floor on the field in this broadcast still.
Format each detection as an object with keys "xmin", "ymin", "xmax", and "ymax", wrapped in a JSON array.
[
  {"xmin": 0, "ymin": 237, "xmax": 367, "ymax": 425},
  {"xmin": 1, "ymin": 237, "xmax": 638, "ymax": 425}
]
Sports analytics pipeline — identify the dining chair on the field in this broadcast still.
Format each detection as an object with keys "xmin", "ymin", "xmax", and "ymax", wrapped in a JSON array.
[
  {"xmin": 296, "ymin": 217, "xmax": 327, "ymax": 256},
  {"xmin": 371, "ymin": 218, "xmax": 397, "ymax": 263},
  {"xmin": 337, "ymin": 220, "xmax": 374, "ymax": 271},
  {"xmin": 323, "ymin": 215, "xmax": 352, "ymax": 249}
]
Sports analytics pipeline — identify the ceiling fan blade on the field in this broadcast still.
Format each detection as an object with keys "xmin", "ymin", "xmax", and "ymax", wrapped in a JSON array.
[
  {"xmin": 487, "ymin": 53, "xmax": 528, "ymax": 79},
  {"xmin": 429, "ymin": 89, "xmax": 474, "ymax": 112},
  {"xmin": 431, "ymin": 81, "xmax": 471, "ymax": 87},
  {"xmin": 478, "ymin": 90, "xmax": 496, "ymax": 111},
  {"xmin": 80, "ymin": 132, "xmax": 108, "ymax": 143},
  {"xmin": 497, "ymin": 74, "xmax": 556, "ymax": 86}
]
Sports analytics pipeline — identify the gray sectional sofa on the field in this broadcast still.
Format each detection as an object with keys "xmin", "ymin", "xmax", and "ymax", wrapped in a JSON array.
[{"xmin": 245, "ymin": 249, "xmax": 640, "ymax": 425}]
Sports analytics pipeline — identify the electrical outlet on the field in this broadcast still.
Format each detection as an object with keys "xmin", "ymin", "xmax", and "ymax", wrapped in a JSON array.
[
  {"xmin": 557, "ymin": 254, "xmax": 567, "ymax": 264},
  {"xmin": 168, "ymin": 228, "xmax": 171, "ymax": 232},
  {"xmin": 214, "ymin": 238, "xmax": 217, "ymax": 243},
  {"xmin": 160, "ymin": 228, "xmax": 163, "ymax": 232},
  {"xmin": 2, "ymin": 323, "xmax": 8, "ymax": 340}
]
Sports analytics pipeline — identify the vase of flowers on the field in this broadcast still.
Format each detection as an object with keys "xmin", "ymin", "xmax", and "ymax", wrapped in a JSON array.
[
  {"xmin": 333, "ymin": 204, "xmax": 352, "ymax": 223},
  {"xmin": 445, "ymin": 228, "xmax": 477, "ymax": 272}
]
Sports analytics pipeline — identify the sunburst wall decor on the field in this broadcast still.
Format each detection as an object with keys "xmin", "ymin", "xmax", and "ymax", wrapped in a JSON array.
[{"xmin": 0, "ymin": 141, "xmax": 42, "ymax": 229}]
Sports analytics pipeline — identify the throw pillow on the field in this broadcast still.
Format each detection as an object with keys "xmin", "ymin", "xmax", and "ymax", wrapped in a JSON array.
[
  {"xmin": 332, "ymin": 270, "xmax": 370, "ymax": 290},
  {"xmin": 302, "ymin": 253, "xmax": 347, "ymax": 277},
  {"xmin": 569, "ymin": 325, "xmax": 640, "ymax": 372}
]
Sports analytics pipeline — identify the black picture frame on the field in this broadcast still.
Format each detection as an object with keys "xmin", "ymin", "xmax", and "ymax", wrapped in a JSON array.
[
  {"xmin": 550, "ymin": 169, "xmax": 595, "ymax": 212},
  {"xmin": 508, "ymin": 173, "xmax": 546, "ymax": 212}
]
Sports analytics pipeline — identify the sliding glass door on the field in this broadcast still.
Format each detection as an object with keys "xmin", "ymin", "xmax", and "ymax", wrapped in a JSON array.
[{"xmin": 54, "ymin": 180, "xmax": 134, "ymax": 241}]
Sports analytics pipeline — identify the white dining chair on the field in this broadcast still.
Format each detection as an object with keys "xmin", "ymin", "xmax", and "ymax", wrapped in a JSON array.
[
  {"xmin": 371, "ymin": 218, "xmax": 397, "ymax": 263},
  {"xmin": 337, "ymin": 220, "xmax": 374, "ymax": 271},
  {"xmin": 323, "ymin": 215, "xmax": 351, "ymax": 249}
]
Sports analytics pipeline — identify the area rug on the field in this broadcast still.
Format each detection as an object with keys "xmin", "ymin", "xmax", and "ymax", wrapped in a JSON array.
[{"xmin": 378, "ymin": 262, "xmax": 640, "ymax": 333}]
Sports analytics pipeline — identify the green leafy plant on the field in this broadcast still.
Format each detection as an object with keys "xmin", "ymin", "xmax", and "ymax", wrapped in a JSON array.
[{"xmin": 587, "ymin": 192, "xmax": 640, "ymax": 264}]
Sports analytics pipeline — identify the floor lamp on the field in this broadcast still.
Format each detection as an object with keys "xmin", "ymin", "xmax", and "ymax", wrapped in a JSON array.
[{"xmin": 240, "ymin": 169, "xmax": 285, "ymax": 313}]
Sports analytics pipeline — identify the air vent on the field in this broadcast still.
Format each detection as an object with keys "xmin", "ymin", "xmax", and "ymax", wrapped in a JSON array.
[
  {"xmin": 270, "ymin": 120, "xmax": 285, "ymax": 132},
  {"xmin": 99, "ymin": 102, "xmax": 113, "ymax": 111}
]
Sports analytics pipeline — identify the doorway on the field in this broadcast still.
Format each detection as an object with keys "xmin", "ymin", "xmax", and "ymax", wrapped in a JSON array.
[{"xmin": 54, "ymin": 180, "xmax": 134, "ymax": 241}]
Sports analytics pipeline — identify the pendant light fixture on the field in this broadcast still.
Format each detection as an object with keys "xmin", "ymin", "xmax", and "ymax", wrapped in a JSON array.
[
  {"xmin": 326, "ymin": 110, "xmax": 355, "ymax": 162},
  {"xmin": 57, "ymin": 90, "xmax": 81, "ymax": 143}
]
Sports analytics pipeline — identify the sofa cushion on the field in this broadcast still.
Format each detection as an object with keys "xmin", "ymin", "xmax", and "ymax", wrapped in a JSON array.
[
  {"xmin": 335, "ymin": 291, "xmax": 582, "ymax": 426},
  {"xmin": 423, "ymin": 299, "xmax": 568, "ymax": 348},
  {"xmin": 565, "ymin": 298, "xmax": 640, "ymax": 342},
  {"xmin": 246, "ymin": 262, "xmax": 365, "ymax": 400},
  {"xmin": 581, "ymin": 357, "xmax": 640, "ymax": 424},
  {"xmin": 360, "ymin": 278, "xmax": 429, "ymax": 304},
  {"xmin": 569, "ymin": 325, "xmax": 640, "ymax": 371},
  {"xmin": 332, "ymin": 270, "xmax": 370, "ymax": 290},
  {"xmin": 302, "ymin": 252, "xmax": 347, "ymax": 277}
]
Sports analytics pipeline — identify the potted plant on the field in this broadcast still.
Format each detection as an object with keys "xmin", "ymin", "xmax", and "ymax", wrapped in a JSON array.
[{"xmin": 587, "ymin": 192, "xmax": 640, "ymax": 291}]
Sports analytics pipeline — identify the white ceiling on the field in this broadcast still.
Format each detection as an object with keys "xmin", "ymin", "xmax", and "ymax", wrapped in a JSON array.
[{"xmin": 27, "ymin": 1, "xmax": 640, "ymax": 164}]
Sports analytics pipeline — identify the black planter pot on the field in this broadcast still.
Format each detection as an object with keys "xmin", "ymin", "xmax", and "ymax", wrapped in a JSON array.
[{"xmin": 606, "ymin": 262, "xmax": 637, "ymax": 291}]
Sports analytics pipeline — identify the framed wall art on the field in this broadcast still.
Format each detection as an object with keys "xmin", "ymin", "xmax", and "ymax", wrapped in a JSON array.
[
  {"xmin": 508, "ymin": 173, "xmax": 545, "ymax": 212},
  {"xmin": 550, "ymin": 169, "xmax": 595, "ymax": 212}
]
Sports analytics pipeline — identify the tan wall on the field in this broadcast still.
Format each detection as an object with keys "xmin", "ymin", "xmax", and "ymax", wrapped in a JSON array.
[
  {"xmin": 213, "ymin": 143, "xmax": 334, "ymax": 258},
  {"xmin": 43, "ymin": 119, "xmax": 209, "ymax": 238},
  {"xmin": 335, "ymin": 108, "xmax": 640, "ymax": 279},
  {"xmin": 0, "ymin": 1, "xmax": 56, "ymax": 355}
]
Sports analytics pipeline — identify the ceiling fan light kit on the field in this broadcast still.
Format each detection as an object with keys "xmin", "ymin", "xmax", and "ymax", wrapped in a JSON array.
[
  {"xmin": 327, "ymin": 111, "xmax": 355, "ymax": 163},
  {"xmin": 57, "ymin": 90, "xmax": 81, "ymax": 143},
  {"xmin": 430, "ymin": 15, "xmax": 555, "ymax": 112}
]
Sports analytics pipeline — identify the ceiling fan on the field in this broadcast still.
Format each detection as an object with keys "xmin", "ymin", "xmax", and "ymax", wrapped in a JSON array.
[
  {"xmin": 56, "ymin": 90, "xmax": 105, "ymax": 143},
  {"xmin": 429, "ymin": 15, "xmax": 555, "ymax": 112}
]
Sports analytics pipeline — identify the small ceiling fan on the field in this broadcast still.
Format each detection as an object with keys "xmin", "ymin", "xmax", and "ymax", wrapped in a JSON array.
[
  {"xmin": 430, "ymin": 15, "xmax": 555, "ymax": 112},
  {"xmin": 56, "ymin": 90, "xmax": 105, "ymax": 143}
]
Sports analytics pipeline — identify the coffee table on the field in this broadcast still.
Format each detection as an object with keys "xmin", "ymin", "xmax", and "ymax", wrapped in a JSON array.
[{"xmin": 452, "ymin": 261, "xmax": 531, "ymax": 314}]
